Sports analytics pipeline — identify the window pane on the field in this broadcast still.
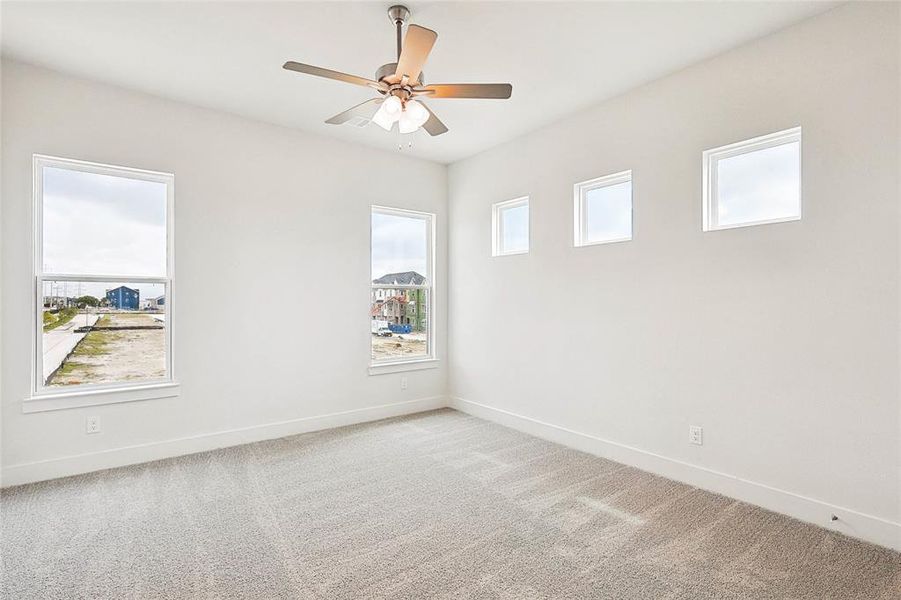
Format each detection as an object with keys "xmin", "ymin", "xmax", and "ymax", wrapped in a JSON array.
[
  {"xmin": 42, "ymin": 280, "xmax": 167, "ymax": 387},
  {"xmin": 501, "ymin": 203, "xmax": 529, "ymax": 253},
  {"xmin": 716, "ymin": 141, "xmax": 800, "ymax": 226},
  {"xmin": 42, "ymin": 166, "xmax": 167, "ymax": 276},
  {"xmin": 370, "ymin": 288, "xmax": 429, "ymax": 361},
  {"xmin": 584, "ymin": 181, "xmax": 631, "ymax": 243},
  {"xmin": 371, "ymin": 211, "xmax": 428, "ymax": 283}
]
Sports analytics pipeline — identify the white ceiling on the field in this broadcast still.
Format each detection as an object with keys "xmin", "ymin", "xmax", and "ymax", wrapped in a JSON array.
[{"xmin": 1, "ymin": 1, "xmax": 837, "ymax": 164}]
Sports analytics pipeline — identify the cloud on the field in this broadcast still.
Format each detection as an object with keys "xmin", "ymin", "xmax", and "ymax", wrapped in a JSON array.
[
  {"xmin": 42, "ymin": 166, "xmax": 167, "ymax": 276},
  {"xmin": 717, "ymin": 141, "xmax": 800, "ymax": 225},
  {"xmin": 371, "ymin": 212, "xmax": 428, "ymax": 281}
]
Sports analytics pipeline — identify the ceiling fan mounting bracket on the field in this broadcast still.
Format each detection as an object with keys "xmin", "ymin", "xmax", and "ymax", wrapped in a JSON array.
[{"xmin": 387, "ymin": 5, "xmax": 410, "ymax": 26}]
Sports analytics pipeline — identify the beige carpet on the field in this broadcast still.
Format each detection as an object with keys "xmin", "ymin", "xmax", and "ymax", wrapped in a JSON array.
[{"xmin": 2, "ymin": 409, "xmax": 899, "ymax": 599}]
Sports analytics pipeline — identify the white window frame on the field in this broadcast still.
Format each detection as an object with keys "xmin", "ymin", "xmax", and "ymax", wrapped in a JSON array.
[
  {"xmin": 573, "ymin": 170, "xmax": 633, "ymax": 247},
  {"xmin": 492, "ymin": 196, "xmax": 530, "ymax": 257},
  {"xmin": 28, "ymin": 155, "xmax": 178, "ymax": 412},
  {"xmin": 702, "ymin": 126, "xmax": 802, "ymax": 232},
  {"xmin": 369, "ymin": 205, "xmax": 437, "ymax": 375}
]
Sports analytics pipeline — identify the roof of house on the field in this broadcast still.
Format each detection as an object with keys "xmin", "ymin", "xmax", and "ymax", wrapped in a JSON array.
[{"xmin": 371, "ymin": 271, "xmax": 426, "ymax": 285}]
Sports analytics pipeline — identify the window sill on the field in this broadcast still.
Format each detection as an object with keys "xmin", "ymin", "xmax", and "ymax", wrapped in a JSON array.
[
  {"xmin": 23, "ymin": 382, "xmax": 180, "ymax": 413},
  {"xmin": 704, "ymin": 214, "xmax": 801, "ymax": 232},
  {"xmin": 575, "ymin": 236, "xmax": 632, "ymax": 248},
  {"xmin": 368, "ymin": 359, "xmax": 439, "ymax": 376}
]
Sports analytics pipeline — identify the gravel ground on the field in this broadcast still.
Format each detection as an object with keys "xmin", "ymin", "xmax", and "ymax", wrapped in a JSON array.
[
  {"xmin": 49, "ymin": 312, "xmax": 166, "ymax": 386},
  {"xmin": 371, "ymin": 332, "xmax": 428, "ymax": 360}
]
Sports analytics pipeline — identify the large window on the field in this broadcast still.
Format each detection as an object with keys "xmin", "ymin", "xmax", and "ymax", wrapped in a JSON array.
[
  {"xmin": 574, "ymin": 170, "xmax": 632, "ymax": 246},
  {"xmin": 492, "ymin": 196, "xmax": 529, "ymax": 256},
  {"xmin": 370, "ymin": 206, "xmax": 434, "ymax": 365},
  {"xmin": 703, "ymin": 127, "xmax": 801, "ymax": 231},
  {"xmin": 32, "ymin": 155, "xmax": 174, "ymax": 403}
]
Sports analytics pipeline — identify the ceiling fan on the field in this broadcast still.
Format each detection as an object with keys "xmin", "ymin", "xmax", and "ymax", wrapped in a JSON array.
[{"xmin": 283, "ymin": 5, "xmax": 512, "ymax": 137}]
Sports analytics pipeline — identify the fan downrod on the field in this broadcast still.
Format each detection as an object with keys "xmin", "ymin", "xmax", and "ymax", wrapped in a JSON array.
[{"xmin": 377, "ymin": 5, "xmax": 422, "ymax": 89}]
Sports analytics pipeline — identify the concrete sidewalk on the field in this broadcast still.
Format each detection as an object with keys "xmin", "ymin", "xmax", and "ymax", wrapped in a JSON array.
[{"xmin": 42, "ymin": 313, "xmax": 100, "ymax": 383}]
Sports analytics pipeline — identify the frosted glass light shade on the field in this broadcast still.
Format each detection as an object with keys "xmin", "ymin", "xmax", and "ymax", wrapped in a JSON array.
[
  {"xmin": 371, "ymin": 96, "xmax": 403, "ymax": 131},
  {"xmin": 398, "ymin": 100, "xmax": 430, "ymax": 134}
]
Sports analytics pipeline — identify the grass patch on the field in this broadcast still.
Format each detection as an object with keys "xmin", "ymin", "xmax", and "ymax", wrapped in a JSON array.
[
  {"xmin": 43, "ymin": 307, "xmax": 79, "ymax": 332},
  {"xmin": 72, "ymin": 331, "xmax": 113, "ymax": 357},
  {"xmin": 56, "ymin": 360, "xmax": 92, "ymax": 379},
  {"xmin": 46, "ymin": 331, "xmax": 113, "ymax": 385}
]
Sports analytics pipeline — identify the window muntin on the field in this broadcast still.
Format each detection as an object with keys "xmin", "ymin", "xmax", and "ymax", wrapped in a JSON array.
[
  {"xmin": 574, "ymin": 170, "xmax": 632, "ymax": 246},
  {"xmin": 492, "ymin": 196, "xmax": 529, "ymax": 256},
  {"xmin": 33, "ymin": 156, "xmax": 174, "ymax": 396},
  {"xmin": 703, "ymin": 127, "xmax": 801, "ymax": 231},
  {"xmin": 370, "ymin": 206, "xmax": 434, "ymax": 364}
]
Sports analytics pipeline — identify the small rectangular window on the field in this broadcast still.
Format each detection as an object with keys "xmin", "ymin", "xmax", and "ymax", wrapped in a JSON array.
[
  {"xmin": 574, "ymin": 170, "xmax": 632, "ymax": 246},
  {"xmin": 370, "ymin": 206, "xmax": 434, "ymax": 364},
  {"xmin": 703, "ymin": 127, "xmax": 801, "ymax": 231},
  {"xmin": 33, "ymin": 155, "xmax": 174, "ymax": 398},
  {"xmin": 492, "ymin": 196, "xmax": 529, "ymax": 256}
]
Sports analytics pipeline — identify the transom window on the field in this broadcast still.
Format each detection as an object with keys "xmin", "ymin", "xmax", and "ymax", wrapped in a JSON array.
[
  {"xmin": 703, "ymin": 127, "xmax": 801, "ymax": 231},
  {"xmin": 574, "ymin": 170, "xmax": 633, "ymax": 246},
  {"xmin": 33, "ymin": 155, "xmax": 174, "ymax": 399},
  {"xmin": 492, "ymin": 196, "xmax": 529, "ymax": 256},
  {"xmin": 370, "ymin": 206, "xmax": 434, "ymax": 365}
]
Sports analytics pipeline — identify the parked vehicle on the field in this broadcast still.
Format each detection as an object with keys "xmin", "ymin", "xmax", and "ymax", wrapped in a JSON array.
[{"xmin": 371, "ymin": 320, "xmax": 393, "ymax": 337}]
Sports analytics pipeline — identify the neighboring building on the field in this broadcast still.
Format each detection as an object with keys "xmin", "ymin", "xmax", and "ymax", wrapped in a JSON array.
[
  {"xmin": 106, "ymin": 286, "xmax": 140, "ymax": 310},
  {"xmin": 42, "ymin": 296, "xmax": 75, "ymax": 309},
  {"xmin": 370, "ymin": 272, "xmax": 427, "ymax": 331},
  {"xmin": 371, "ymin": 295, "xmax": 408, "ymax": 324},
  {"xmin": 142, "ymin": 295, "xmax": 166, "ymax": 310},
  {"xmin": 372, "ymin": 271, "xmax": 426, "ymax": 286}
]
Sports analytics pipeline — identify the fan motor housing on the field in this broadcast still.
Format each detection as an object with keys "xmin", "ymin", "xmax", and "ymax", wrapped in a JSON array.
[{"xmin": 375, "ymin": 62, "xmax": 424, "ymax": 87}]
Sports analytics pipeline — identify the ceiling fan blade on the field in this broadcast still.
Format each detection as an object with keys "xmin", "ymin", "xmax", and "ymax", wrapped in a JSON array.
[
  {"xmin": 325, "ymin": 98, "xmax": 383, "ymax": 125},
  {"xmin": 414, "ymin": 83, "xmax": 513, "ymax": 99},
  {"xmin": 283, "ymin": 61, "xmax": 384, "ymax": 91},
  {"xmin": 419, "ymin": 103, "xmax": 448, "ymax": 136},
  {"xmin": 395, "ymin": 24, "xmax": 437, "ymax": 84}
]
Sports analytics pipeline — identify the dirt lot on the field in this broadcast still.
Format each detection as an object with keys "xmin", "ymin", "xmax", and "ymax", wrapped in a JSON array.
[
  {"xmin": 49, "ymin": 312, "xmax": 166, "ymax": 387},
  {"xmin": 371, "ymin": 332, "xmax": 428, "ymax": 361}
]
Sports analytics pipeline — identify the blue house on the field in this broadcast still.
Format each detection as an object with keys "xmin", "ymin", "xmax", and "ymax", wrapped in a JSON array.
[{"xmin": 106, "ymin": 286, "xmax": 140, "ymax": 310}]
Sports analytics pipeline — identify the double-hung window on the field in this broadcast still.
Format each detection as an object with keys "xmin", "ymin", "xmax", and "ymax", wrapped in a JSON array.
[
  {"xmin": 31, "ymin": 155, "xmax": 175, "ymax": 409},
  {"xmin": 370, "ymin": 206, "xmax": 435, "ymax": 369}
]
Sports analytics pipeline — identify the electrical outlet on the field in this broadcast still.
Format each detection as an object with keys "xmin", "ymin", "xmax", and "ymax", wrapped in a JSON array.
[
  {"xmin": 86, "ymin": 415, "xmax": 101, "ymax": 435},
  {"xmin": 689, "ymin": 425, "xmax": 703, "ymax": 446},
  {"xmin": 400, "ymin": 376, "xmax": 408, "ymax": 390}
]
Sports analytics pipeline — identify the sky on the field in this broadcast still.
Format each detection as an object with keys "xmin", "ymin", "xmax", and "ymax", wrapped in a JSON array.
[
  {"xmin": 501, "ymin": 204, "xmax": 529, "ymax": 253},
  {"xmin": 371, "ymin": 212, "xmax": 428, "ymax": 281},
  {"xmin": 584, "ymin": 181, "xmax": 631, "ymax": 242},
  {"xmin": 717, "ymin": 141, "xmax": 800, "ymax": 225},
  {"xmin": 42, "ymin": 166, "xmax": 168, "ymax": 301}
]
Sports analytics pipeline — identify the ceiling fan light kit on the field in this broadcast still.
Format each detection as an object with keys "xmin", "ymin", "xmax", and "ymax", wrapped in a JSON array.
[{"xmin": 283, "ymin": 4, "xmax": 513, "ymax": 140}]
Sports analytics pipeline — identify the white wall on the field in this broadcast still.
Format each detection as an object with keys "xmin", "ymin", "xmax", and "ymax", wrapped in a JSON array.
[
  {"xmin": 1, "ymin": 2, "xmax": 899, "ymax": 552},
  {"xmin": 448, "ymin": 3, "xmax": 900, "ymax": 548},
  {"xmin": 1, "ymin": 60, "xmax": 447, "ymax": 482}
]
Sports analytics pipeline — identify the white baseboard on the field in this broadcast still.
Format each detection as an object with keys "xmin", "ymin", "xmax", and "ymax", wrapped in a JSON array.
[
  {"xmin": 1, "ymin": 395, "xmax": 447, "ymax": 488},
  {"xmin": 450, "ymin": 396, "xmax": 901, "ymax": 552}
]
